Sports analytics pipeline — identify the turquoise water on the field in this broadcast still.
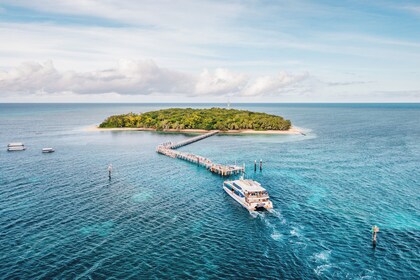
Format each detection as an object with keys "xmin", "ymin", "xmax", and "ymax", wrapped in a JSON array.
[{"xmin": 0, "ymin": 103, "xmax": 419, "ymax": 279}]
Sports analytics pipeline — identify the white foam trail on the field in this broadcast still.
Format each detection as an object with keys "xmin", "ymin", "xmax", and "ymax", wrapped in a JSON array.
[
  {"xmin": 314, "ymin": 264, "xmax": 332, "ymax": 276},
  {"xmin": 312, "ymin": 250, "xmax": 331, "ymax": 263},
  {"xmin": 249, "ymin": 211, "xmax": 260, "ymax": 219},
  {"xmin": 290, "ymin": 227, "xmax": 301, "ymax": 237},
  {"xmin": 262, "ymin": 217, "xmax": 275, "ymax": 229},
  {"xmin": 271, "ymin": 230, "xmax": 282, "ymax": 241},
  {"xmin": 269, "ymin": 208, "xmax": 281, "ymax": 218},
  {"xmin": 311, "ymin": 250, "xmax": 333, "ymax": 276}
]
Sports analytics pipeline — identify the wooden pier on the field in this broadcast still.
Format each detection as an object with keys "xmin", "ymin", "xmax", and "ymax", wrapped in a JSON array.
[
  {"xmin": 156, "ymin": 131, "xmax": 244, "ymax": 176},
  {"xmin": 168, "ymin": 130, "xmax": 219, "ymax": 149}
]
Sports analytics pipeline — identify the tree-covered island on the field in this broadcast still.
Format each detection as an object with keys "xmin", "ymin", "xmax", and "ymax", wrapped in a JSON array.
[{"xmin": 99, "ymin": 108, "xmax": 292, "ymax": 131}]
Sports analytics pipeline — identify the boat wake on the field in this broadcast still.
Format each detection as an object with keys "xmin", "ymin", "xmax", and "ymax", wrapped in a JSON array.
[
  {"xmin": 311, "ymin": 250, "xmax": 333, "ymax": 276},
  {"xmin": 253, "ymin": 205, "xmax": 335, "ymax": 277},
  {"xmin": 270, "ymin": 230, "xmax": 283, "ymax": 241},
  {"xmin": 312, "ymin": 250, "xmax": 331, "ymax": 263},
  {"xmin": 314, "ymin": 264, "xmax": 332, "ymax": 276},
  {"xmin": 255, "ymin": 209, "xmax": 287, "ymax": 242}
]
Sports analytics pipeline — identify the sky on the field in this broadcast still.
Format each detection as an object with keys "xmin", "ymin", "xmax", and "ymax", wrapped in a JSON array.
[{"xmin": 0, "ymin": 0, "xmax": 419, "ymax": 103}]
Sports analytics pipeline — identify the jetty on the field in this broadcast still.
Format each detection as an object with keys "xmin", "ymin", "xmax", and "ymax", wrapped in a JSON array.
[{"xmin": 156, "ymin": 131, "xmax": 244, "ymax": 176}]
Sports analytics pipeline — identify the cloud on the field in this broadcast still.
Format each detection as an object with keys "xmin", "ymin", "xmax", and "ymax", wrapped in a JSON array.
[
  {"xmin": 0, "ymin": 60, "xmax": 190, "ymax": 95},
  {"xmin": 242, "ymin": 72, "xmax": 309, "ymax": 96},
  {"xmin": 327, "ymin": 80, "xmax": 372, "ymax": 86},
  {"xmin": 401, "ymin": 5, "xmax": 420, "ymax": 16},
  {"xmin": 2, "ymin": 0, "xmax": 244, "ymax": 32},
  {"xmin": 0, "ymin": 60, "xmax": 308, "ymax": 98},
  {"xmin": 371, "ymin": 90, "xmax": 420, "ymax": 99},
  {"xmin": 194, "ymin": 68, "xmax": 248, "ymax": 96}
]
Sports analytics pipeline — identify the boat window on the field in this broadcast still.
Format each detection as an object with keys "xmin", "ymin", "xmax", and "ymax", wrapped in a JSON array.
[
  {"xmin": 232, "ymin": 182, "xmax": 242, "ymax": 190},
  {"xmin": 233, "ymin": 189, "xmax": 244, "ymax": 197}
]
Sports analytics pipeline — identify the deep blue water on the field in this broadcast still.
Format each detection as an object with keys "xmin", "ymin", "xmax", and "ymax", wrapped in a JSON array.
[{"xmin": 0, "ymin": 103, "xmax": 419, "ymax": 279}]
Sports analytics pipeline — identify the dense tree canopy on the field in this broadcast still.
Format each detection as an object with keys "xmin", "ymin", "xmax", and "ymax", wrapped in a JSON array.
[{"xmin": 99, "ymin": 108, "xmax": 292, "ymax": 131}]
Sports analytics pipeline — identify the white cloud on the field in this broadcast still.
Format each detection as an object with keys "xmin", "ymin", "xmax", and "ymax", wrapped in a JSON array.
[
  {"xmin": 4, "ymin": 0, "xmax": 243, "ymax": 26},
  {"xmin": 194, "ymin": 69, "xmax": 248, "ymax": 96},
  {"xmin": 401, "ymin": 5, "xmax": 420, "ymax": 15},
  {"xmin": 0, "ymin": 60, "xmax": 192, "ymax": 95},
  {"xmin": 1, "ymin": 1, "xmax": 419, "ymax": 102},
  {"xmin": 0, "ymin": 60, "xmax": 308, "ymax": 98},
  {"xmin": 242, "ymin": 71, "xmax": 309, "ymax": 96}
]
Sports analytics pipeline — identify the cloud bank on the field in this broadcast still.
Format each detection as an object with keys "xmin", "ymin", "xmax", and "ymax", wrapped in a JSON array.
[{"xmin": 0, "ymin": 60, "xmax": 308, "ymax": 98}]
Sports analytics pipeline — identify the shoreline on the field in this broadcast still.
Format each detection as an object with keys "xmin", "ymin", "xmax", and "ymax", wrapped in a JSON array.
[{"xmin": 86, "ymin": 125, "xmax": 304, "ymax": 135}]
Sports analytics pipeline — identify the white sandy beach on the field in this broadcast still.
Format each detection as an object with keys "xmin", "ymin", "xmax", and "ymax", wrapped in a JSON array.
[{"xmin": 86, "ymin": 125, "xmax": 304, "ymax": 135}]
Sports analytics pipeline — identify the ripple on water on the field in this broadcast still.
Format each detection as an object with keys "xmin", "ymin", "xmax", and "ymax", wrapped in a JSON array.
[
  {"xmin": 79, "ymin": 221, "xmax": 114, "ymax": 237},
  {"xmin": 290, "ymin": 226, "xmax": 302, "ymax": 237},
  {"xmin": 1, "ymin": 104, "xmax": 419, "ymax": 279},
  {"xmin": 131, "ymin": 191, "xmax": 153, "ymax": 203}
]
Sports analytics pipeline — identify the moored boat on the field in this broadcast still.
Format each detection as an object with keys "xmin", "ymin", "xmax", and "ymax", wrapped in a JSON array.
[
  {"xmin": 223, "ymin": 178, "xmax": 273, "ymax": 211},
  {"xmin": 7, "ymin": 143, "xmax": 26, "ymax": 151},
  {"xmin": 42, "ymin": 148, "xmax": 55, "ymax": 153}
]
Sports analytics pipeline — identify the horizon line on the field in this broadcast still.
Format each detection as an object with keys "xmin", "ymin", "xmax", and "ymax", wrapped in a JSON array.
[{"xmin": 0, "ymin": 102, "xmax": 419, "ymax": 105}]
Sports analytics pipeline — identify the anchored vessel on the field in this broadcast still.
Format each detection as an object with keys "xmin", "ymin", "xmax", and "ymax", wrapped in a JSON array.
[
  {"xmin": 42, "ymin": 148, "xmax": 55, "ymax": 153},
  {"xmin": 7, "ymin": 143, "xmax": 26, "ymax": 151},
  {"xmin": 223, "ymin": 178, "xmax": 273, "ymax": 211}
]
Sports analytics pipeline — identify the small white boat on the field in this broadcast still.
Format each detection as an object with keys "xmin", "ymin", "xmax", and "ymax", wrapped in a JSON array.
[
  {"xmin": 8, "ymin": 142, "xmax": 24, "ymax": 147},
  {"xmin": 7, "ymin": 143, "xmax": 26, "ymax": 151},
  {"xmin": 42, "ymin": 148, "xmax": 55, "ymax": 153},
  {"xmin": 223, "ymin": 178, "xmax": 273, "ymax": 211}
]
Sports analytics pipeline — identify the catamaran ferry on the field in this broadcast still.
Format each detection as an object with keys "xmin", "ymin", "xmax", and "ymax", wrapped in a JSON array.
[{"xmin": 223, "ymin": 178, "xmax": 273, "ymax": 211}]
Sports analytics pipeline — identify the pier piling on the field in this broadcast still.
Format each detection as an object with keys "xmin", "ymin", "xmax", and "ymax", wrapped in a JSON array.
[{"xmin": 108, "ymin": 164, "xmax": 112, "ymax": 179}]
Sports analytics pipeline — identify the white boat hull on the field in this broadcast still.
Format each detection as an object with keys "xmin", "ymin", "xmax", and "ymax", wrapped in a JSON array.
[
  {"xmin": 7, "ymin": 147, "xmax": 26, "ymax": 151},
  {"xmin": 7, "ymin": 143, "xmax": 26, "ymax": 151}
]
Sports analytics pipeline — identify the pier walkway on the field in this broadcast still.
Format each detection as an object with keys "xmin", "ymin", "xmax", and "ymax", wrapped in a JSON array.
[
  {"xmin": 168, "ymin": 130, "xmax": 219, "ymax": 149},
  {"xmin": 156, "ymin": 131, "xmax": 244, "ymax": 176}
]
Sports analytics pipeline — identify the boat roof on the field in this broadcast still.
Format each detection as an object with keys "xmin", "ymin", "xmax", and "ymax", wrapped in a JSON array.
[
  {"xmin": 230, "ymin": 179, "xmax": 266, "ymax": 192},
  {"xmin": 8, "ymin": 142, "xmax": 24, "ymax": 146}
]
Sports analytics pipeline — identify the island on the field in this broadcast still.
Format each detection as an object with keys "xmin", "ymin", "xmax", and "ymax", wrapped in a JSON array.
[{"xmin": 97, "ymin": 108, "xmax": 300, "ymax": 134}]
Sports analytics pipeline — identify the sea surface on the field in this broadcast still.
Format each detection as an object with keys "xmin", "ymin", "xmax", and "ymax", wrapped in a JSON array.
[{"xmin": 0, "ymin": 103, "xmax": 419, "ymax": 279}]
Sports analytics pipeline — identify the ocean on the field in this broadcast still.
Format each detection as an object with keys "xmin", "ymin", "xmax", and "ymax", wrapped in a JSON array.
[{"xmin": 0, "ymin": 103, "xmax": 419, "ymax": 279}]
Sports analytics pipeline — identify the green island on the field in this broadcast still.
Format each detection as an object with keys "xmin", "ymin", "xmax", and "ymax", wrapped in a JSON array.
[{"xmin": 99, "ymin": 108, "xmax": 291, "ymax": 131}]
